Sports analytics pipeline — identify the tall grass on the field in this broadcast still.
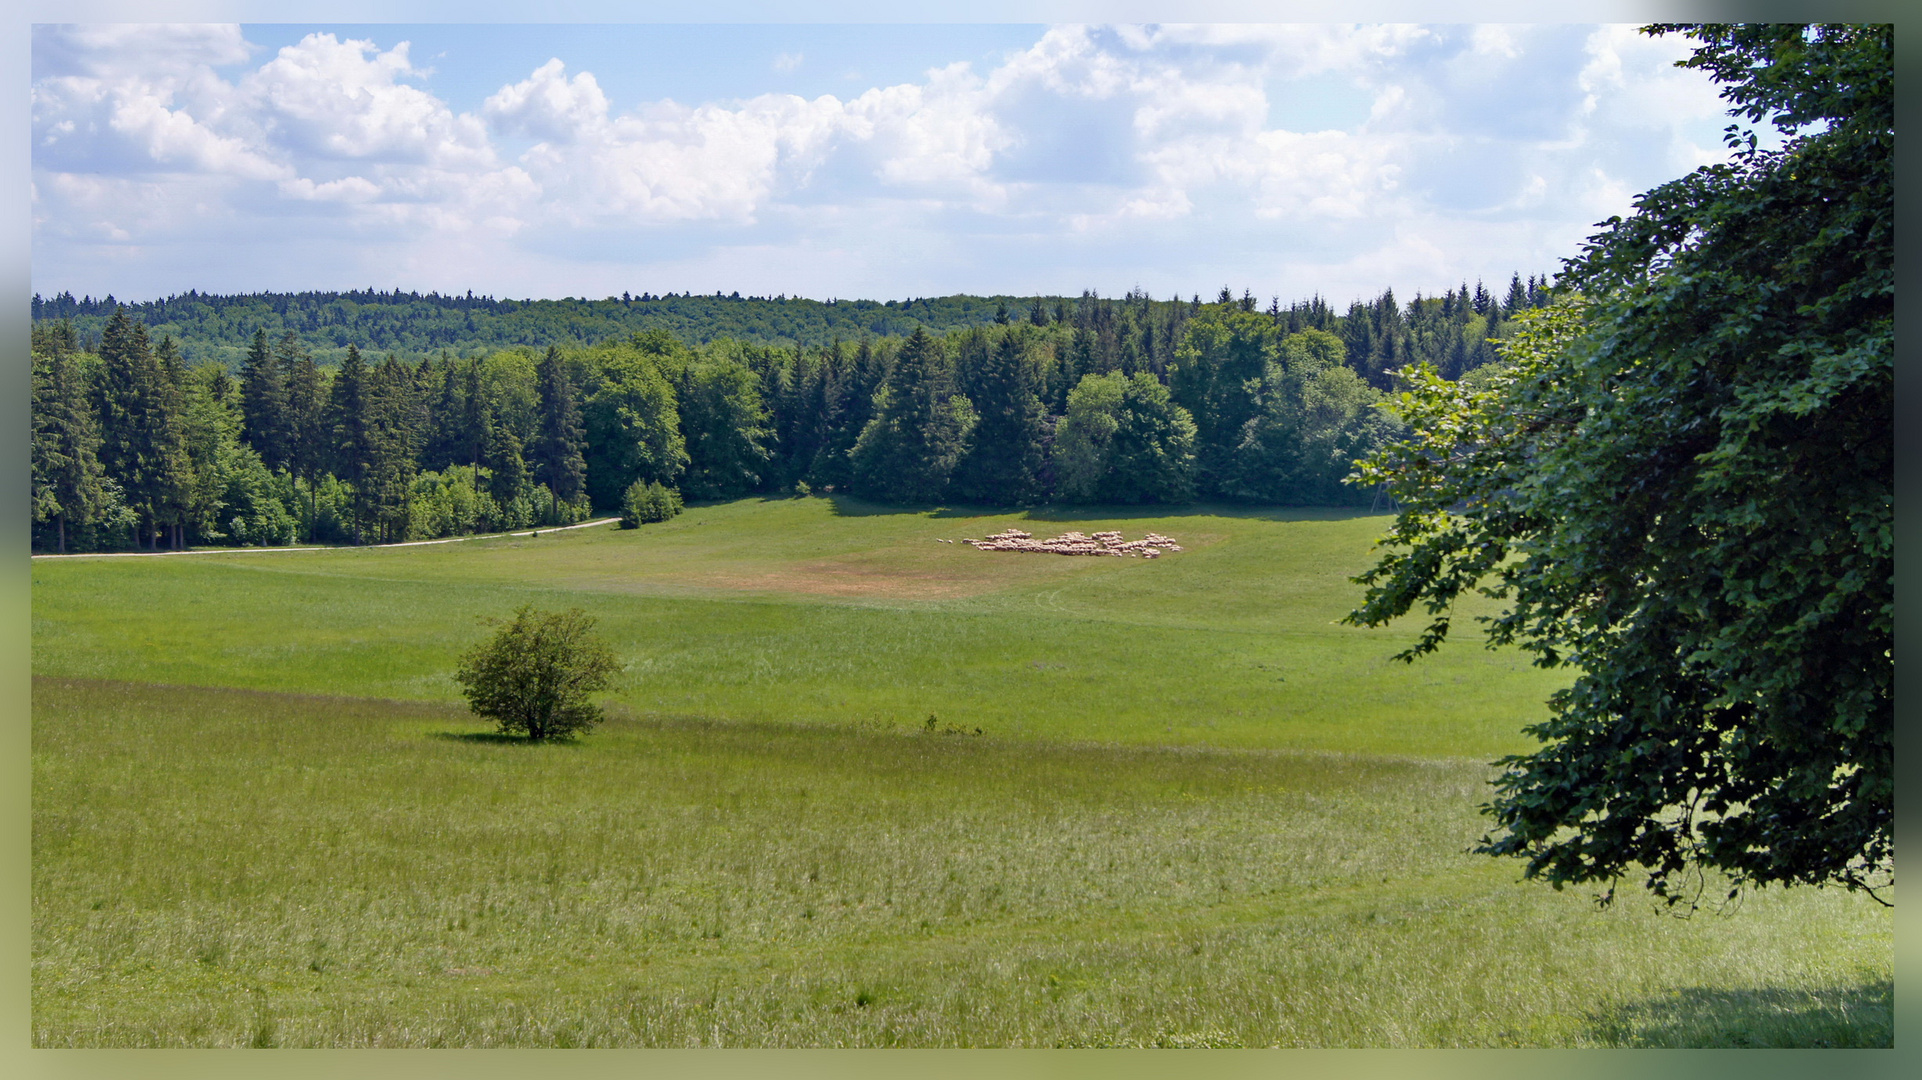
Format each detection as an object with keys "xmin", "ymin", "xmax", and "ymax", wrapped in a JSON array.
[{"xmin": 33, "ymin": 679, "xmax": 1892, "ymax": 1048}]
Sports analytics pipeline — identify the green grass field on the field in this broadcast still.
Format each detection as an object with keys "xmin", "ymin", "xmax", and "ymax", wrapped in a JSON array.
[{"xmin": 30, "ymin": 497, "xmax": 1894, "ymax": 1046}]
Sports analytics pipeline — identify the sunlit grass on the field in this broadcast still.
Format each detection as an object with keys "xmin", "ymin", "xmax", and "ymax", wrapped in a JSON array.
[
  {"xmin": 32, "ymin": 679, "xmax": 1891, "ymax": 1047},
  {"xmin": 30, "ymin": 498, "xmax": 1891, "ymax": 1046},
  {"xmin": 30, "ymin": 497, "xmax": 1562, "ymax": 757}
]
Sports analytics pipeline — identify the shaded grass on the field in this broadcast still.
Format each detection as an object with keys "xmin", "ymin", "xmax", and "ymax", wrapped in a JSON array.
[
  {"xmin": 32, "ymin": 678, "xmax": 1893, "ymax": 1048},
  {"xmin": 31, "ymin": 498, "xmax": 1564, "ymax": 757}
]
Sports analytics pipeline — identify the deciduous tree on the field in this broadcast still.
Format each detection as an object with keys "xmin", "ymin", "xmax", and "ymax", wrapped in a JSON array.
[{"xmin": 1347, "ymin": 24, "xmax": 1893, "ymax": 907}]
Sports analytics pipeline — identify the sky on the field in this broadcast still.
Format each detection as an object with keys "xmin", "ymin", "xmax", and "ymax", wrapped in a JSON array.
[{"xmin": 30, "ymin": 21, "xmax": 1754, "ymax": 307}]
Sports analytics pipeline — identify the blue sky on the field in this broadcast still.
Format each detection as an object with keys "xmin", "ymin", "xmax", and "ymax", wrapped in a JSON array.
[{"xmin": 31, "ymin": 21, "xmax": 1751, "ymax": 306}]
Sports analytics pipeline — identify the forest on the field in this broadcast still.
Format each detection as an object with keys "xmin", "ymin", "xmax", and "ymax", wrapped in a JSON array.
[{"xmin": 29, "ymin": 275, "xmax": 1555, "ymax": 553}]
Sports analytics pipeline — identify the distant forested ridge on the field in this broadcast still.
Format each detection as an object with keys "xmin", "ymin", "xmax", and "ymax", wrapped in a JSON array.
[
  {"xmin": 31, "ymin": 279, "xmax": 1549, "ymax": 376},
  {"xmin": 30, "ymin": 276, "xmax": 1556, "ymax": 553}
]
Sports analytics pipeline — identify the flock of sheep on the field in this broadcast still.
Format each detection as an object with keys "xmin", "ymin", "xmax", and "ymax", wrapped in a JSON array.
[{"xmin": 934, "ymin": 528, "xmax": 1184, "ymax": 558}]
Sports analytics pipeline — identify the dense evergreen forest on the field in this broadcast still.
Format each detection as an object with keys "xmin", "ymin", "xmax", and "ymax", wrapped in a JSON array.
[{"xmin": 30, "ymin": 276, "xmax": 1555, "ymax": 552}]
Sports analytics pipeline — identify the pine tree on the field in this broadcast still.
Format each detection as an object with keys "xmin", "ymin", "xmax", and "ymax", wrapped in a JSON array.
[
  {"xmin": 240, "ymin": 327, "xmax": 289, "ymax": 469},
  {"xmin": 30, "ymin": 346, "xmax": 106, "ymax": 552},
  {"xmin": 364, "ymin": 356, "xmax": 423, "ymax": 541},
  {"xmin": 284, "ymin": 351, "xmax": 327, "ymax": 538},
  {"xmin": 327, "ymin": 345, "xmax": 373, "ymax": 542},
  {"xmin": 950, "ymin": 327, "xmax": 1045, "ymax": 504},
  {"xmin": 850, "ymin": 327, "xmax": 976, "ymax": 503},
  {"xmin": 817, "ymin": 337, "xmax": 887, "ymax": 488},
  {"xmin": 94, "ymin": 313, "xmax": 192, "ymax": 549},
  {"xmin": 1503, "ymin": 272, "xmax": 1529, "ymax": 317},
  {"xmin": 532, "ymin": 345, "xmax": 587, "ymax": 519}
]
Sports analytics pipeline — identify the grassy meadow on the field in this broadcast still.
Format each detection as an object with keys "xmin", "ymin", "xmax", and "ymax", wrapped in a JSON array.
[{"xmin": 30, "ymin": 497, "xmax": 1894, "ymax": 1046}]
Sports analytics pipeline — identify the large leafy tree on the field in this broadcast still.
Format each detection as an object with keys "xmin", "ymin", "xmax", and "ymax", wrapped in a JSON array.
[
  {"xmin": 1348, "ymin": 24, "xmax": 1892, "ymax": 906},
  {"xmin": 583, "ymin": 351, "xmax": 687, "ymax": 509},
  {"xmin": 1168, "ymin": 305, "xmax": 1276, "ymax": 495},
  {"xmin": 1231, "ymin": 329, "xmax": 1399, "ymax": 506},
  {"xmin": 1053, "ymin": 372, "xmax": 1197, "ymax": 505},
  {"xmin": 676, "ymin": 352, "xmax": 772, "ymax": 501}
]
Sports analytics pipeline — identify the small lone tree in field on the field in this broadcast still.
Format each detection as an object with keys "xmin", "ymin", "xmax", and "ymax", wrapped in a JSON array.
[{"xmin": 454, "ymin": 606, "xmax": 620, "ymax": 741}]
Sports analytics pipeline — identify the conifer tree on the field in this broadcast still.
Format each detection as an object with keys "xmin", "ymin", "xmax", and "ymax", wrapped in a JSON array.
[
  {"xmin": 850, "ymin": 327, "xmax": 977, "ymax": 503},
  {"xmin": 327, "ymin": 345, "xmax": 373, "ymax": 542},
  {"xmin": 1503, "ymin": 273, "xmax": 1529, "ymax": 317},
  {"xmin": 456, "ymin": 359, "xmax": 491, "ymax": 472},
  {"xmin": 94, "ymin": 313, "xmax": 192, "ymax": 549},
  {"xmin": 30, "ymin": 345, "xmax": 106, "ymax": 552},
  {"xmin": 240, "ymin": 327, "xmax": 289, "ymax": 469},
  {"xmin": 484, "ymin": 417, "xmax": 528, "ymax": 516},
  {"xmin": 364, "ymin": 356, "xmax": 424, "ymax": 541},
  {"xmin": 532, "ymin": 345, "xmax": 587, "ymax": 518},
  {"xmin": 951, "ymin": 327, "xmax": 1045, "ymax": 504},
  {"xmin": 284, "ymin": 350, "xmax": 327, "ymax": 537},
  {"xmin": 817, "ymin": 337, "xmax": 887, "ymax": 488}
]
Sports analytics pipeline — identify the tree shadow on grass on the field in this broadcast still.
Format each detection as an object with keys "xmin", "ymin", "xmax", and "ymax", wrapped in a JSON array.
[
  {"xmin": 429, "ymin": 731, "xmax": 585, "ymax": 747},
  {"xmin": 1584, "ymin": 978, "xmax": 1892, "ymax": 1047},
  {"xmin": 821, "ymin": 493, "xmax": 1384, "ymax": 523}
]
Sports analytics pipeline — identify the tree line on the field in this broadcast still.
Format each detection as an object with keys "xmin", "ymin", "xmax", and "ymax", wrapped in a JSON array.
[
  {"xmin": 30, "ymin": 275, "xmax": 1552, "ymax": 373},
  {"xmin": 31, "ymin": 278, "xmax": 1556, "ymax": 553}
]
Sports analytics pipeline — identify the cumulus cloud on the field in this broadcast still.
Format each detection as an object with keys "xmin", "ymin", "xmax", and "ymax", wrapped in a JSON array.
[{"xmin": 33, "ymin": 22, "xmax": 1743, "ymax": 303}]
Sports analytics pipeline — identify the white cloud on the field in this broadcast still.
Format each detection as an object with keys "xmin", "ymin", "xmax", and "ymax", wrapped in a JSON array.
[
  {"xmin": 244, "ymin": 34, "xmax": 496, "ymax": 169},
  {"xmin": 484, "ymin": 58, "xmax": 611, "ymax": 144},
  {"xmin": 33, "ymin": 22, "xmax": 1745, "ymax": 303}
]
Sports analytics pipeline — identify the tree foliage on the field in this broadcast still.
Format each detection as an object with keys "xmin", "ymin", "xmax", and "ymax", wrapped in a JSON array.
[
  {"xmin": 454, "ymin": 606, "xmax": 621, "ymax": 741},
  {"xmin": 1347, "ymin": 24, "xmax": 1892, "ymax": 906},
  {"xmin": 851, "ymin": 328, "xmax": 977, "ymax": 503},
  {"xmin": 1054, "ymin": 372, "xmax": 1197, "ymax": 505}
]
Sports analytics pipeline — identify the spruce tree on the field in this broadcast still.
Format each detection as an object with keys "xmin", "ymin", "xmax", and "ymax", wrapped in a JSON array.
[
  {"xmin": 850, "ymin": 327, "xmax": 977, "ymax": 503},
  {"xmin": 240, "ymin": 327, "xmax": 289, "ymax": 469},
  {"xmin": 484, "ymin": 417, "xmax": 528, "ymax": 517},
  {"xmin": 284, "ymin": 351, "xmax": 327, "ymax": 538},
  {"xmin": 327, "ymin": 345, "xmax": 373, "ymax": 542},
  {"xmin": 456, "ymin": 359, "xmax": 491, "ymax": 472},
  {"xmin": 950, "ymin": 328, "xmax": 1045, "ymax": 504},
  {"xmin": 532, "ymin": 345, "xmax": 587, "ymax": 518},
  {"xmin": 30, "ymin": 346, "xmax": 106, "ymax": 552},
  {"xmin": 364, "ymin": 356, "xmax": 423, "ymax": 541},
  {"xmin": 94, "ymin": 313, "xmax": 192, "ymax": 549},
  {"xmin": 1503, "ymin": 272, "xmax": 1529, "ymax": 317},
  {"xmin": 817, "ymin": 337, "xmax": 886, "ymax": 489}
]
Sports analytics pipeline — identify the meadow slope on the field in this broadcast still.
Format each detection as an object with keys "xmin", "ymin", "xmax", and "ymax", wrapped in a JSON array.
[
  {"xmin": 32, "ymin": 497, "xmax": 1562, "ymax": 758},
  {"xmin": 30, "ymin": 498, "xmax": 1894, "ymax": 1047}
]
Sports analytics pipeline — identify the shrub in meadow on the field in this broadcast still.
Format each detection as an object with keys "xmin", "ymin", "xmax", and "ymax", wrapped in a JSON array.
[{"xmin": 620, "ymin": 480, "xmax": 684, "ymax": 528}]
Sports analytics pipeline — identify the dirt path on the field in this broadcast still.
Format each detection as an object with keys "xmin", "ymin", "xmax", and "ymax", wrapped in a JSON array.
[{"xmin": 30, "ymin": 517, "xmax": 623, "ymax": 561}]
